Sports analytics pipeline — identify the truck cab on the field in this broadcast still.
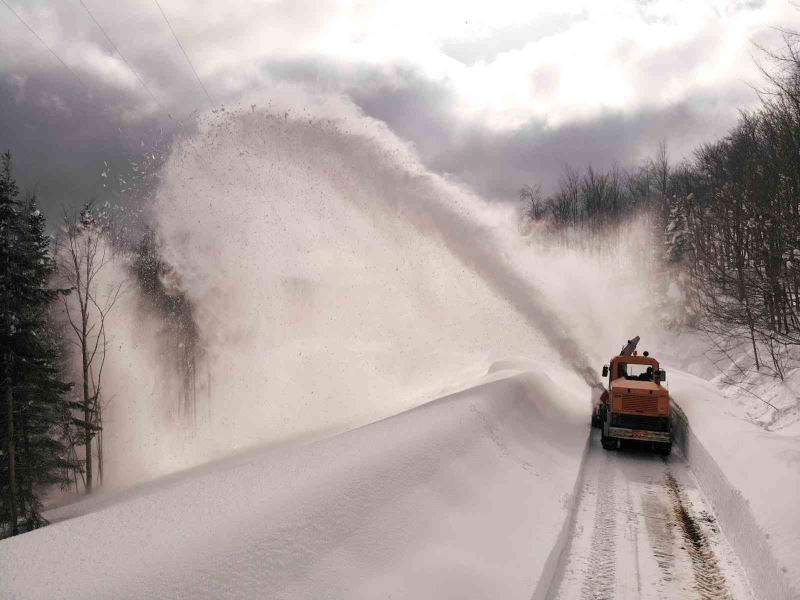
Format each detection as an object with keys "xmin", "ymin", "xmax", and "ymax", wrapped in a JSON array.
[{"xmin": 598, "ymin": 340, "xmax": 671, "ymax": 454}]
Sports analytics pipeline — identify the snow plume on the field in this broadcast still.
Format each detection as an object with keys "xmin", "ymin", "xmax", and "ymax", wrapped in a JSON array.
[{"xmin": 96, "ymin": 95, "xmax": 615, "ymax": 488}]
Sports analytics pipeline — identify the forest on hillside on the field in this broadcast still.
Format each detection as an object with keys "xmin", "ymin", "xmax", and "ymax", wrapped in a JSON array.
[{"xmin": 522, "ymin": 34, "xmax": 800, "ymax": 381}]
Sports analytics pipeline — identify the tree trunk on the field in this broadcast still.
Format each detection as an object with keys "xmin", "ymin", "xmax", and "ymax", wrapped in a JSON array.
[
  {"xmin": 97, "ymin": 402, "xmax": 103, "ymax": 486},
  {"xmin": 83, "ymin": 345, "xmax": 92, "ymax": 492},
  {"xmin": 4, "ymin": 350, "xmax": 17, "ymax": 536},
  {"xmin": 749, "ymin": 323, "xmax": 760, "ymax": 370},
  {"xmin": 21, "ymin": 417, "xmax": 32, "ymax": 531}
]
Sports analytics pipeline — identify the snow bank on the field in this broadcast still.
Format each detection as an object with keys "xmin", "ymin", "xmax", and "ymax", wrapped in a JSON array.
[
  {"xmin": 670, "ymin": 370, "xmax": 800, "ymax": 600},
  {"xmin": 0, "ymin": 370, "xmax": 589, "ymax": 600},
  {"xmin": 656, "ymin": 330, "xmax": 800, "ymax": 434}
]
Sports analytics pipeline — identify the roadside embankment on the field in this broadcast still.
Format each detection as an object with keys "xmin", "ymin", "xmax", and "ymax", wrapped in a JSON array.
[
  {"xmin": 670, "ymin": 370, "xmax": 800, "ymax": 600},
  {"xmin": 1, "ymin": 370, "xmax": 589, "ymax": 600}
]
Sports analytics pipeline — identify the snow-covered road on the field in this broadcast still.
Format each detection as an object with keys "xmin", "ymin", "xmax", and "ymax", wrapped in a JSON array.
[
  {"xmin": 5, "ymin": 366, "xmax": 792, "ymax": 599},
  {"xmin": 551, "ymin": 431, "xmax": 754, "ymax": 600}
]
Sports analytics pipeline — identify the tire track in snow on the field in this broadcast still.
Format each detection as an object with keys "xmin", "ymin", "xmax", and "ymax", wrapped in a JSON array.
[
  {"xmin": 580, "ymin": 452, "xmax": 617, "ymax": 599},
  {"xmin": 549, "ymin": 432, "xmax": 753, "ymax": 600},
  {"xmin": 664, "ymin": 471, "xmax": 732, "ymax": 600},
  {"xmin": 640, "ymin": 478, "xmax": 677, "ymax": 588},
  {"xmin": 620, "ymin": 475, "xmax": 642, "ymax": 597}
]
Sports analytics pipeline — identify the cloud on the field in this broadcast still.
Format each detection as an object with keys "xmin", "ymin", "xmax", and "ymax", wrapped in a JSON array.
[
  {"xmin": 347, "ymin": 66, "xmax": 756, "ymax": 200},
  {"xmin": 0, "ymin": 67, "xmax": 179, "ymax": 221},
  {"xmin": 1, "ymin": 0, "xmax": 791, "ymax": 121},
  {"xmin": 0, "ymin": 0, "xmax": 796, "ymax": 218}
]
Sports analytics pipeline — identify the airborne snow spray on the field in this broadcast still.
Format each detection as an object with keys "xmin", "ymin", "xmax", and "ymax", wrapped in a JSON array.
[{"xmin": 96, "ymin": 99, "xmax": 605, "ymax": 487}]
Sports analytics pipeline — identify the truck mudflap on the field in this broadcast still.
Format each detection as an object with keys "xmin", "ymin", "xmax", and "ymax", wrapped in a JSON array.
[{"xmin": 608, "ymin": 426, "xmax": 670, "ymax": 443}]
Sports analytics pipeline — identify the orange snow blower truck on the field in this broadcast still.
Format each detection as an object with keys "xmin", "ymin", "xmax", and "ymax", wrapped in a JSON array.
[{"xmin": 592, "ymin": 336, "xmax": 671, "ymax": 454}]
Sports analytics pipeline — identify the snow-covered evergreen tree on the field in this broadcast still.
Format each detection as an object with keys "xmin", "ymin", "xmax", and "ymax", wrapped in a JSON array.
[
  {"xmin": 0, "ymin": 154, "xmax": 75, "ymax": 537},
  {"xmin": 14, "ymin": 196, "xmax": 75, "ymax": 530},
  {"xmin": 0, "ymin": 150, "xmax": 25, "ymax": 536}
]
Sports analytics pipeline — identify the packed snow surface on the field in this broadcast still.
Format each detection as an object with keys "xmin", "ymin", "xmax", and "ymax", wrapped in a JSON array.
[
  {"xmin": 553, "ymin": 431, "xmax": 753, "ymax": 600},
  {"xmin": 0, "ymin": 369, "xmax": 588, "ymax": 600}
]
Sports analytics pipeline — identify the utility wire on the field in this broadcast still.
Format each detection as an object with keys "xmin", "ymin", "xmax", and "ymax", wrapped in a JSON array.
[
  {"xmin": 148, "ymin": 0, "xmax": 286, "ymax": 235},
  {"xmin": 1, "ymin": 0, "xmax": 86, "ymax": 87},
  {"xmin": 152, "ymin": 0, "xmax": 215, "ymax": 109},
  {"xmin": 76, "ymin": 0, "xmax": 164, "ymax": 111}
]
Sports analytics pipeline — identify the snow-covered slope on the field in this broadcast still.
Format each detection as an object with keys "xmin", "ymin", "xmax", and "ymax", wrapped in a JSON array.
[
  {"xmin": 670, "ymin": 370, "xmax": 800, "ymax": 600},
  {"xmin": 0, "ymin": 369, "xmax": 589, "ymax": 600},
  {"xmin": 656, "ymin": 331, "xmax": 800, "ymax": 434}
]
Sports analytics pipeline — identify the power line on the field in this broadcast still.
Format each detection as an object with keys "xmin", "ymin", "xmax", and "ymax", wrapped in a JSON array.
[
  {"xmin": 147, "ymin": 1, "xmax": 286, "ymax": 232},
  {"xmin": 76, "ymin": 0, "xmax": 164, "ymax": 111},
  {"xmin": 151, "ymin": 0, "xmax": 215, "ymax": 109},
  {"xmin": 1, "ymin": 0, "xmax": 86, "ymax": 87}
]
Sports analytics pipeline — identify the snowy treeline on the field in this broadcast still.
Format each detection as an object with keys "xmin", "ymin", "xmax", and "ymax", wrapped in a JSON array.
[
  {"xmin": 0, "ymin": 148, "xmax": 205, "ymax": 538},
  {"xmin": 0, "ymin": 153, "xmax": 76, "ymax": 537},
  {"xmin": 652, "ymin": 36, "xmax": 800, "ymax": 379},
  {"xmin": 0, "ymin": 152, "xmax": 127, "ymax": 537},
  {"xmin": 523, "ymin": 35, "xmax": 800, "ymax": 379},
  {"xmin": 520, "ymin": 148, "xmax": 670, "ymax": 234}
]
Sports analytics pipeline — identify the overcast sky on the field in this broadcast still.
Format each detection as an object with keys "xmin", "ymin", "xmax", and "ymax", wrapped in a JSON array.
[{"xmin": 1, "ymin": 0, "xmax": 798, "ymax": 220}]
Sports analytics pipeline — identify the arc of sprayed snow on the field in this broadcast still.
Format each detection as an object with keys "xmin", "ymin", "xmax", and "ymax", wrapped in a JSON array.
[
  {"xmin": 298, "ymin": 118, "xmax": 602, "ymax": 388},
  {"xmin": 184, "ymin": 112, "xmax": 602, "ymax": 389},
  {"xmin": 405, "ymin": 174, "xmax": 602, "ymax": 388}
]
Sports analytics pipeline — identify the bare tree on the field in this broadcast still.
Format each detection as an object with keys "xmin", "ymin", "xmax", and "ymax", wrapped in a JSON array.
[
  {"xmin": 520, "ymin": 183, "xmax": 546, "ymax": 221},
  {"xmin": 57, "ymin": 205, "xmax": 121, "ymax": 492}
]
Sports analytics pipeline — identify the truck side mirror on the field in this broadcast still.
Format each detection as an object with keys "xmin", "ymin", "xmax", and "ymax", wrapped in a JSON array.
[
  {"xmin": 658, "ymin": 369, "xmax": 667, "ymax": 382},
  {"xmin": 602, "ymin": 365, "xmax": 608, "ymax": 377}
]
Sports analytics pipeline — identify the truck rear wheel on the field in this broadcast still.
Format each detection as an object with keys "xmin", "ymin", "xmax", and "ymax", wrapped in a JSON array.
[
  {"xmin": 601, "ymin": 435, "xmax": 616, "ymax": 450},
  {"xmin": 656, "ymin": 443, "xmax": 672, "ymax": 456}
]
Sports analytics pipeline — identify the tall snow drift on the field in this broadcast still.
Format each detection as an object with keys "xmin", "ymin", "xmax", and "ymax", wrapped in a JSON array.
[{"xmin": 0, "ymin": 369, "xmax": 588, "ymax": 600}]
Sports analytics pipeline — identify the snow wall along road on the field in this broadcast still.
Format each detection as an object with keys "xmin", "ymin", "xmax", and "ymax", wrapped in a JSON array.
[
  {"xmin": 1, "ymin": 370, "xmax": 588, "ymax": 599},
  {"xmin": 95, "ymin": 99, "xmax": 648, "ymax": 489}
]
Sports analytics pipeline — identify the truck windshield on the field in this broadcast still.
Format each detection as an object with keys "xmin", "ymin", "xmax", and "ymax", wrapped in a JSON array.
[{"xmin": 617, "ymin": 364, "xmax": 654, "ymax": 381}]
